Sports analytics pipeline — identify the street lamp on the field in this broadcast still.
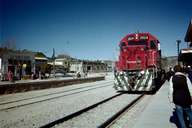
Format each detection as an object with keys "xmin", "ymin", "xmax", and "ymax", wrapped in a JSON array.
[{"xmin": 176, "ymin": 40, "xmax": 181, "ymax": 64}]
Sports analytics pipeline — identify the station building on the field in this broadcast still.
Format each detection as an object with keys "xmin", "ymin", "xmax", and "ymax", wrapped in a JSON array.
[
  {"xmin": 101, "ymin": 60, "xmax": 115, "ymax": 72},
  {"xmin": 185, "ymin": 19, "xmax": 192, "ymax": 44},
  {"xmin": 70, "ymin": 60, "xmax": 107, "ymax": 73},
  {"xmin": 34, "ymin": 52, "xmax": 48, "ymax": 74},
  {"xmin": 54, "ymin": 58, "xmax": 70, "ymax": 73},
  {"xmin": 47, "ymin": 54, "xmax": 71, "ymax": 74},
  {"xmin": 179, "ymin": 19, "xmax": 192, "ymax": 65},
  {"xmin": 0, "ymin": 48, "xmax": 35, "ymax": 80}
]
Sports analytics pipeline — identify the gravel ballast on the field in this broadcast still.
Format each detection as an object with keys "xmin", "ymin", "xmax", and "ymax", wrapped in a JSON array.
[
  {"xmin": 110, "ymin": 95, "xmax": 153, "ymax": 128},
  {"xmin": 53, "ymin": 94, "xmax": 139, "ymax": 128},
  {"xmin": 0, "ymin": 81, "xmax": 113, "ymax": 110},
  {"xmin": 0, "ymin": 79, "xmax": 116, "ymax": 128}
]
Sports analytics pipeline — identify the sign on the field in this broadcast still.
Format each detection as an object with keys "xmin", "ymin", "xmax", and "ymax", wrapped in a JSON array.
[
  {"xmin": 140, "ymin": 36, "xmax": 148, "ymax": 40},
  {"xmin": 128, "ymin": 36, "xmax": 134, "ymax": 41},
  {"xmin": 181, "ymin": 49, "xmax": 192, "ymax": 54}
]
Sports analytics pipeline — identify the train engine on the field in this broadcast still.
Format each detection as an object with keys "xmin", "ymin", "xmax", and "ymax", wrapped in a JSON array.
[{"xmin": 114, "ymin": 32, "xmax": 162, "ymax": 92}]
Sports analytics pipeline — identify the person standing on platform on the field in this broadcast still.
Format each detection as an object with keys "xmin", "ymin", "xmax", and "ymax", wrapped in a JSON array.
[
  {"xmin": 169, "ymin": 65, "xmax": 192, "ymax": 128},
  {"xmin": 166, "ymin": 67, "xmax": 174, "ymax": 81},
  {"xmin": 187, "ymin": 66, "xmax": 192, "ymax": 83}
]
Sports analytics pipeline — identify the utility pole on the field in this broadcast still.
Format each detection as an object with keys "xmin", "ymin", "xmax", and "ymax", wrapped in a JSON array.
[
  {"xmin": 52, "ymin": 48, "xmax": 56, "ymax": 78},
  {"xmin": 176, "ymin": 40, "xmax": 181, "ymax": 64}
]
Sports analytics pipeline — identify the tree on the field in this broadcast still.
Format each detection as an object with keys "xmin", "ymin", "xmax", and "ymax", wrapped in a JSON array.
[
  {"xmin": 35, "ymin": 52, "xmax": 47, "ymax": 58},
  {"xmin": 1, "ymin": 40, "xmax": 16, "ymax": 50}
]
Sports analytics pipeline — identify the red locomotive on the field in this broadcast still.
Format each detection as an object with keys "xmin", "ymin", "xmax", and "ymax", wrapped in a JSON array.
[{"xmin": 114, "ymin": 32, "xmax": 162, "ymax": 92}]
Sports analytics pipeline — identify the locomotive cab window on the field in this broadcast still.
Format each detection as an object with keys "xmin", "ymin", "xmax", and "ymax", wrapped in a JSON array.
[
  {"xmin": 120, "ymin": 42, "xmax": 126, "ymax": 51},
  {"xmin": 150, "ymin": 41, "xmax": 157, "ymax": 49},
  {"xmin": 128, "ymin": 41, "xmax": 146, "ymax": 45}
]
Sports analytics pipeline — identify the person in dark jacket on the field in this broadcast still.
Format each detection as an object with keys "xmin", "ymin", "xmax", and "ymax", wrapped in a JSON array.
[
  {"xmin": 169, "ymin": 65, "xmax": 192, "ymax": 128},
  {"xmin": 187, "ymin": 66, "xmax": 192, "ymax": 83},
  {"xmin": 166, "ymin": 67, "xmax": 174, "ymax": 81}
]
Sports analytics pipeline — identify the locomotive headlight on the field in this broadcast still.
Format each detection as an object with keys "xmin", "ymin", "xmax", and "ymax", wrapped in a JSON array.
[{"xmin": 136, "ymin": 34, "xmax": 138, "ymax": 40}]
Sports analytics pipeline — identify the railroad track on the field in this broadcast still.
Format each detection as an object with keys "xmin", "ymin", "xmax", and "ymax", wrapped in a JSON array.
[
  {"xmin": 39, "ymin": 93, "xmax": 145, "ymax": 128},
  {"xmin": 40, "ymin": 93, "xmax": 123, "ymax": 128},
  {"xmin": 0, "ymin": 81, "xmax": 113, "ymax": 111},
  {"xmin": 98, "ymin": 94, "xmax": 145, "ymax": 128}
]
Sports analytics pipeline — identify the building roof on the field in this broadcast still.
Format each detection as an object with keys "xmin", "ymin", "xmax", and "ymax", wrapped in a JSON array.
[
  {"xmin": 55, "ymin": 58, "xmax": 68, "ymax": 61},
  {"xmin": 185, "ymin": 19, "xmax": 192, "ymax": 42},
  {"xmin": 181, "ymin": 48, "xmax": 192, "ymax": 54},
  {"xmin": 57, "ymin": 54, "xmax": 71, "ymax": 59},
  {"xmin": 34, "ymin": 52, "xmax": 48, "ymax": 60}
]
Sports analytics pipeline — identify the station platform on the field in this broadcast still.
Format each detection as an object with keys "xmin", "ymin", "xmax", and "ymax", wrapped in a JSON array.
[
  {"xmin": 133, "ymin": 81, "xmax": 177, "ymax": 128},
  {"xmin": 0, "ymin": 75, "xmax": 105, "ymax": 95},
  {"xmin": 0, "ymin": 72, "xmax": 108, "ymax": 85}
]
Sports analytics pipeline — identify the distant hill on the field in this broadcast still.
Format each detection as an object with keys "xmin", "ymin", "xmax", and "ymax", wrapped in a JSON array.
[{"xmin": 161, "ymin": 56, "xmax": 178, "ymax": 71}]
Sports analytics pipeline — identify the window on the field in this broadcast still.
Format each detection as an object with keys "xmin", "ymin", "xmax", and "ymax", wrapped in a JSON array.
[
  {"xmin": 128, "ymin": 41, "xmax": 146, "ymax": 45},
  {"xmin": 150, "ymin": 40, "xmax": 157, "ymax": 49},
  {"xmin": 128, "ymin": 36, "xmax": 134, "ymax": 41},
  {"xmin": 120, "ymin": 42, "xmax": 126, "ymax": 51}
]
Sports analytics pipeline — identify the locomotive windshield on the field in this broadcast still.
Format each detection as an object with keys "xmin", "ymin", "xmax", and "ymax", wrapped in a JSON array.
[
  {"xmin": 120, "ymin": 42, "xmax": 126, "ymax": 50},
  {"xmin": 150, "ymin": 40, "xmax": 157, "ymax": 49},
  {"xmin": 128, "ymin": 41, "xmax": 146, "ymax": 45}
]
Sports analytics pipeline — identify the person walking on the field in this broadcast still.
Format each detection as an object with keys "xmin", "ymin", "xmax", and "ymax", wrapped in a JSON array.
[{"xmin": 169, "ymin": 65, "xmax": 192, "ymax": 128}]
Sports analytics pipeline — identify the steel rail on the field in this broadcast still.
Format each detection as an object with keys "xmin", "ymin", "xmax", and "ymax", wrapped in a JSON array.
[
  {"xmin": 39, "ymin": 93, "xmax": 123, "ymax": 128},
  {"xmin": 0, "ymin": 81, "xmax": 113, "ymax": 105},
  {"xmin": 0, "ymin": 83, "xmax": 113, "ymax": 111},
  {"xmin": 98, "ymin": 93, "xmax": 145, "ymax": 128}
]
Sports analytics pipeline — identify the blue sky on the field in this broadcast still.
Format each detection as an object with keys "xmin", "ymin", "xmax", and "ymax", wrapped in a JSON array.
[{"xmin": 1, "ymin": 0, "xmax": 192, "ymax": 60}]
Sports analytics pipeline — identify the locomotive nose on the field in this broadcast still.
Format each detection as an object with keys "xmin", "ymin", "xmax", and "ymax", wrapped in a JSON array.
[
  {"xmin": 125, "ymin": 46, "xmax": 146, "ymax": 70},
  {"xmin": 135, "ymin": 53, "xmax": 143, "ymax": 68}
]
